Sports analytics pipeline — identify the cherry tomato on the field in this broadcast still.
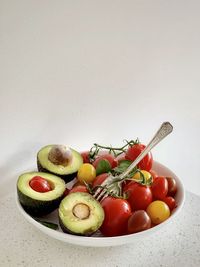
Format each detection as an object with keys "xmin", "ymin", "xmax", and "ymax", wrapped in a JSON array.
[
  {"xmin": 122, "ymin": 180, "xmax": 132, "ymax": 192},
  {"xmin": 132, "ymin": 170, "xmax": 152, "ymax": 184},
  {"xmin": 116, "ymin": 153, "xmax": 126, "ymax": 162},
  {"xmin": 146, "ymin": 200, "xmax": 170, "ymax": 224},
  {"xmin": 166, "ymin": 177, "xmax": 177, "ymax": 197},
  {"xmin": 127, "ymin": 210, "xmax": 151, "ymax": 234},
  {"xmin": 69, "ymin": 185, "xmax": 88, "ymax": 194},
  {"xmin": 93, "ymin": 153, "xmax": 118, "ymax": 169},
  {"xmin": 151, "ymin": 176, "xmax": 168, "ymax": 200},
  {"xmin": 125, "ymin": 144, "xmax": 153, "ymax": 171},
  {"xmin": 162, "ymin": 196, "xmax": 176, "ymax": 211},
  {"xmin": 92, "ymin": 173, "xmax": 108, "ymax": 188},
  {"xmin": 124, "ymin": 182, "xmax": 153, "ymax": 211},
  {"xmin": 77, "ymin": 163, "xmax": 96, "ymax": 184},
  {"xmin": 81, "ymin": 151, "xmax": 90, "ymax": 163},
  {"xmin": 100, "ymin": 196, "xmax": 132, "ymax": 236},
  {"xmin": 29, "ymin": 176, "xmax": 52, "ymax": 193}
]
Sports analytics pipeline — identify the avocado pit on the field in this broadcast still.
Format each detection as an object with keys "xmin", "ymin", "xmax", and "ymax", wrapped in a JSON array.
[
  {"xmin": 48, "ymin": 145, "xmax": 72, "ymax": 166},
  {"xmin": 72, "ymin": 203, "xmax": 90, "ymax": 220}
]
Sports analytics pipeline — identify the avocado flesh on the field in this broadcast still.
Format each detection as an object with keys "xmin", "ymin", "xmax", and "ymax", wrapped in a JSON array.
[
  {"xmin": 17, "ymin": 172, "xmax": 66, "ymax": 216},
  {"xmin": 59, "ymin": 192, "xmax": 105, "ymax": 235},
  {"xmin": 37, "ymin": 145, "xmax": 83, "ymax": 182}
]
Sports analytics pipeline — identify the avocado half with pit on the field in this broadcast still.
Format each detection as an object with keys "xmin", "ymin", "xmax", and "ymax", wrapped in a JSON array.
[
  {"xmin": 17, "ymin": 172, "xmax": 66, "ymax": 216},
  {"xmin": 59, "ymin": 192, "xmax": 105, "ymax": 236},
  {"xmin": 37, "ymin": 145, "xmax": 83, "ymax": 183}
]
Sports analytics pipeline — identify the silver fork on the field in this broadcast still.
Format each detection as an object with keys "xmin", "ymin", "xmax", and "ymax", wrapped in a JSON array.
[{"xmin": 93, "ymin": 121, "xmax": 173, "ymax": 201}]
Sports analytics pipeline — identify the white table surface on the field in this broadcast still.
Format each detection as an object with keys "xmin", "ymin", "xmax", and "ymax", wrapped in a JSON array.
[
  {"xmin": 0, "ymin": 190, "xmax": 199, "ymax": 267},
  {"xmin": 1, "ymin": 0, "xmax": 200, "ymax": 266}
]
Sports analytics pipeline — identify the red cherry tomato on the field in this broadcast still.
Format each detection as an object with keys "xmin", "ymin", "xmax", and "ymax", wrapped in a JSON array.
[
  {"xmin": 92, "ymin": 173, "xmax": 108, "ymax": 188},
  {"xmin": 116, "ymin": 153, "xmax": 126, "ymax": 162},
  {"xmin": 100, "ymin": 196, "xmax": 132, "ymax": 237},
  {"xmin": 93, "ymin": 153, "xmax": 118, "ymax": 169},
  {"xmin": 113, "ymin": 158, "xmax": 118, "ymax": 168},
  {"xmin": 125, "ymin": 144, "xmax": 153, "ymax": 171},
  {"xmin": 151, "ymin": 176, "xmax": 168, "ymax": 200},
  {"xmin": 124, "ymin": 182, "xmax": 153, "ymax": 211},
  {"xmin": 81, "ymin": 151, "xmax": 90, "ymax": 163},
  {"xmin": 162, "ymin": 196, "xmax": 176, "ymax": 211},
  {"xmin": 29, "ymin": 176, "xmax": 52, "ymax": 193},
  {"xmin": 127, "ymin": 210, "xmax": 151, "ymax": 234},
  {"xmin": 122, "ymin": 180, "xmax": 132, "ymax": 192},
  {"xmin": 69, "ymin": 185, "xmax": 88, "ymax": 194},
  {"xmin": 166, "ymin": 177, "xmax": 177, "ymax": 197}
]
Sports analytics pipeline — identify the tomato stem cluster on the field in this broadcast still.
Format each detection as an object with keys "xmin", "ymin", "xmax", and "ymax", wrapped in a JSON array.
[{"xmin": 89, "ymin": 139, "xmax": 140, "ymax": 162}]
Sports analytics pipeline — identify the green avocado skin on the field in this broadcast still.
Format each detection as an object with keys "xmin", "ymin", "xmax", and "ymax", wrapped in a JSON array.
[
  {"xmin": 37, "ymin": 159, "xmax": 77, "ymax": 183},
  {"xmin": 59, "ymin": 217, "xmax": 95, "ymax": 237},
  {"xmin": 17, "ymin": 188, "xmax": 63, "ymax": 216}
]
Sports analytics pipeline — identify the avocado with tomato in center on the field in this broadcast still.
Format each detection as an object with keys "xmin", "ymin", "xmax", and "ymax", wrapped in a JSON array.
[
  {"xmin": 17, "ymin": 172, "xmax": 66, "ymax": 216},
  {"xmin": 37, "ymin": 145, "xmax": 83, "ymax": 183},
  {"xmin": 59, "ymin": 192, "xmax": 105, "ymax": 236}
]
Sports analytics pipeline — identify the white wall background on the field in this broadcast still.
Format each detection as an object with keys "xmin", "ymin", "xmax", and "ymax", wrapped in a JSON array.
[{"xmin": 1, "ymin": 0, "xmax": 200, "ymax": 195}]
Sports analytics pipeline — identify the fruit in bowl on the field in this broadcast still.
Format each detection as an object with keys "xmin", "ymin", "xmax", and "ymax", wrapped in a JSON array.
[{"xmin": 16, "ymin": 123, "xmax": 185, "ymax": 246}]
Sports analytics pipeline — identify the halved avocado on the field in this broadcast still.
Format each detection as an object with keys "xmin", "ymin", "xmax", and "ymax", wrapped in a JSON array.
[
  {"xmin": 17, "ymin": 172, "xmax": 66, "ymax": 216},
  {"xmin": 59, "ymin": 192, "xmax": 105, "ymax": 236},
  {"xmin": 37, "ymin": 145, "xmax": 83, "ymax": 183}
]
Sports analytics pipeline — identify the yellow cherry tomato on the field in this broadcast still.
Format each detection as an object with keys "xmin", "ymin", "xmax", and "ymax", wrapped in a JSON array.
[
  {"xmin": 132, "ymin": 170, "xmax": 152, "ymax": 183},
  {"xmin": 146, "ymin": 200, "xmax": 170, "ymax": 225},
  {"xmin": 77, "ymin": 163, "xmax": 96, "ymax": 184}
]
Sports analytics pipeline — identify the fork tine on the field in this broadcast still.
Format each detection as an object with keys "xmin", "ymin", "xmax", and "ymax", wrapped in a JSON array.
[
  {"xmin": 93, "ymin": 186, "xmax": 102, "ymax": 199},
  {"xmin": 96, "ymin": 189, "xmax": 107, "ymax": 201},
  {"xmin": 93, "ymin": 175, "xmax": 112, "ymax": 198},
  {"xmin": 98, "ymin": 188, "xmax": 116, "ymax": 202}
]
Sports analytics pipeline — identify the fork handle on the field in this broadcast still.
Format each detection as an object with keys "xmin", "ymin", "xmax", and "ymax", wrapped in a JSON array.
[{"xmin": 119, "ymin": 122, "xmax": 173, "ymax": 180}]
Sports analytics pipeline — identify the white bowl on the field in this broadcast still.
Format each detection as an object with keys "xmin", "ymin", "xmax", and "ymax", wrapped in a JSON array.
[{"xmin": 16, "ymin": 161, "xmax": 185, "ymax": 247}]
